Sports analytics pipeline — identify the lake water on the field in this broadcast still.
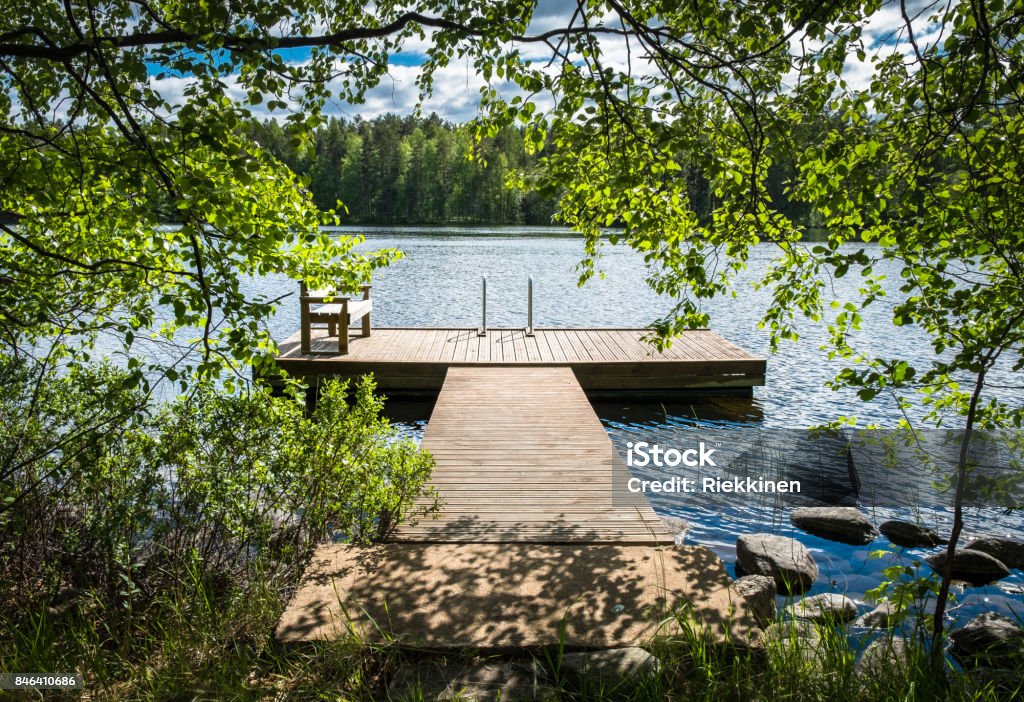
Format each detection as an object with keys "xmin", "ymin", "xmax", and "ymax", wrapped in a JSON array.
[{"xmin": 255, "ymin": 227, "xmax": 1024, "ymax": 631}]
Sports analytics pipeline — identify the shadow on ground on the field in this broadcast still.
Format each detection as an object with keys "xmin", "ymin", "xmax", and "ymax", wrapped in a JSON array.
[{"xmin": 275, "ymin": 516, "xmax": 758, "ymax": 652}]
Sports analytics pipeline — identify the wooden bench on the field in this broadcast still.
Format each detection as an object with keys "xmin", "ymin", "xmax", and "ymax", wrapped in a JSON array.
[{"xmin": 299, "ymin": 283, "xmax": 372, "ymax": 355}]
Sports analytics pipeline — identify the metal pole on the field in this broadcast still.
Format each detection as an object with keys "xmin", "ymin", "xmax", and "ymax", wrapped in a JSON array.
[
  {"xmin": 526, "ymin": 276, "xmax": 535, "ymax": 336},
  {"xmin": 478, "ymin": 276, "xmax": 487, "ymax": 336}
]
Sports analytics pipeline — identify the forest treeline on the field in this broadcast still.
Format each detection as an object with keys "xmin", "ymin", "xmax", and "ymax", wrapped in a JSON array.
[
  {"xmin": 245, "ymin": 114, "xmax": 559, "ymax": 225},
  {"xmin": 192, "ymin": 113, "xmax": 817, "ymax": 227}
]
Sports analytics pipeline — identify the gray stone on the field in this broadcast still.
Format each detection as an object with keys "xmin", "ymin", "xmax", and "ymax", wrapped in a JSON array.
[
  {"xmin": 856, "ymin": 637, "xmax": 910, "ymax": 679},
  {"xmin": 736, "ymin": 533, "xmax": 819, "ymax": 594},
  {"xmin": 660, "ymin": 516, "xmax": 690, "ymax": 546},
  {"xmin": 733, "ymin": 575, "xmax": 777, "ymax": 624},
  {"xmin": 790, "ymin": 507, "xmax": 879, "ymax": 545},
  {"xmin": 925, "ymin": 549, "xmax": 1011, "ymax": 585},
  {"xmin": 949, "ymin": 612, "xmax": 1024, "ymax": 669},
  {"xmin": 45, "ymin": 586, "xmax": 84, "ymax": 618},
  {"xmin": 559, "ymin": 648, "xmax": 659, "ymax": 698},
  {"xmin": 879, "ymin": 520, "xmax": 946, "ymax": 548},
  {"xmin": 964, "ymin": 537, "xmax": 1024, "ymax": 571},
  {"xmin": 761, "ymin": 620, "xmax": 822, "ymax": 666},
  {"xmin": 388, "ymin": 660, "xmax": 555, "ymax": 701},
  {"xmin": 965, "ymin": 666, "xmax": 1024, "ymax": 697},
  {"xmin": 784, "ymin": 593, "xmax": 858, "ymax": 624},
  {"xmin": 854, "ymin": 602, "xmax": 902, "ymax": 629},
  {"xmin": 762, "ymin": 619, "xmax": 819, "ymax": 644}
]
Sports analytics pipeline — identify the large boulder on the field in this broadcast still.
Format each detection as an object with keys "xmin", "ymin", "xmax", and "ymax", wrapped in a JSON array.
[
  {"xmin": 964, "ymin": 537, "xmax": 1024, "ymax": 571},
  {"xmin": 925, "ymin": 549, "xmax": 1011, "ymax": 585},
  {"xmin": 856, "ymin": 637, "xmax": 911, "ymax": 679},
  {"xmin": 733, "ymin": 575, "xmax": 777, "ymax": 624},
  {"xmin": 949, "ymin": 613, "xmax": 1024, "ymax": 669},
  {"xmin": 854, "ymin": 601, "xmax": 902, "ymax": 629},
  {"xmin": 790, "ymin": 507, "xmax": 879, "ymax": 545},
  {"xmin": 736, "ymin": 534, "xmax": 818, "ymax": 594},
  {"xmin": 784, "ymin": 593, "xmax": 859, "ymax": 624},
  {"xmin": 879, "ymin": 520, "xmax": 946, "ymax": 548},
  {"xmin": 559, "ymin": 648, "xmax": 660, "ymax": 699}
]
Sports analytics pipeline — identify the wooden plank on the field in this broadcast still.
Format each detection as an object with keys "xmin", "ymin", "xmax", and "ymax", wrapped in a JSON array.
[
  {"xmin": 391, "ymin": 366, "xmax": 670, "ymax": 544},
  {"xmin": 557, "ymin": 329, "xmax": 587, "ymax": 362}
]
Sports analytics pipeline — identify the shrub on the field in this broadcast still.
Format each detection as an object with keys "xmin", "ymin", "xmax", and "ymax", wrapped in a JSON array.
[{"xmin": 0, "ymin": 355, "xmax": 438, "ymax": 637}]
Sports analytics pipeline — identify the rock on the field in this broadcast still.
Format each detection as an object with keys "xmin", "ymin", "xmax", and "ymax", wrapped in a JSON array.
[
  {"xmin": 949, "ymin": 613, "xmax": 1024, "ymax": 669},
  {"xmin": 925, "ymin": 549, "xmax": 1011, "ymax": 585},
  {"xmin": 784, "ymin": 593, "xmax": 859, "ymax": 624},
  {"xmin": 965, "ymin": 667, "xmax": 1024, "ymax": 698},
  {"xmin": 854, "ymin": 602, "xmax": 902, "ymax": 629},
  {"xmin": 733, "ymin": 575, "xmax": 777, "ymax": 624},
  {"xmin": 659, "ymin": 516, "xmax": 690, "ymax": 546},
  {"xmin": 856, "ymin": 637, "xmax": 910, "ymax": 679},
  {"xmin": 879, "ymin": 520, "xmax": 946, "ymax": 548},
  {"xmin": 761, "ymin": 620, "xmax": 823, "ymax": 665},
  {"xmin": 761, "ymin": 618, "xmax": 820, "ymax": 645},
  {"xmin": 45, "ymin": 586, "xmax": 86, "ymax": 618},
  {"xmin": 790, "ymin": 507, "xmax": 879, "ymax": 545},
  {"xmin": 559, "ymin": 648, "xmax": 659, "ymax": 698},
  {"xmin": 736, "ymin": 534, "xmax": 819, "ymax": 594},
  {"xmin": 964, "ymin": 537, "xmax": 1024, "ymax": 571},
  {"xmin": 388, "ymin": 660, "xmax": 554, "ymax": 701}
]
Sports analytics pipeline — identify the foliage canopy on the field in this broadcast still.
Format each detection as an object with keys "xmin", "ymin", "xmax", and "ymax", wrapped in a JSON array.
[{"xmin": 2, "ymin": 0, "xmax": 1023, "ymax": 662}]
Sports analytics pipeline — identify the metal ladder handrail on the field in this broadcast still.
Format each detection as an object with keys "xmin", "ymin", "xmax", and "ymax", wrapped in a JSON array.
[
  {"xmin": 478, "ymin": 276, "xmax": 487, "ymax": 337},
  {"xmin": 526, "ymin": 276, "xmax": 535, "ymax": 337},
  {"xmin": 477, "ymin": 275, "xmax": 536, "ymax": 336}
]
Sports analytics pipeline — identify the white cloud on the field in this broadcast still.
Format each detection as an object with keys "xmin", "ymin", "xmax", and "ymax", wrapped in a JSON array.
[{"xmin": 144, "ymin": 2, "xmax": 926, "ymax": 124}]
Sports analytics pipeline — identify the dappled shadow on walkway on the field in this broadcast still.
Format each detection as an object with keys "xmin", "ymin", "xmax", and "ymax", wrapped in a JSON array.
[{"xmin": 275, "ymin": 515, "xmax": 758, "ymax": 652}]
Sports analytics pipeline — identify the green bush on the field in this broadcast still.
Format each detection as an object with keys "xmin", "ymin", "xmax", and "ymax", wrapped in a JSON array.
[{"xmin": 0, "ymin": 355, "xmax": 438, "ymax": 660}]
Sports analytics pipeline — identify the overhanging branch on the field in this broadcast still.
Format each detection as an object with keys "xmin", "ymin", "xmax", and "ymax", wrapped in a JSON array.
[{"xmin": 0, "ymin": 11, "xmax": 632, "ymax": 62}]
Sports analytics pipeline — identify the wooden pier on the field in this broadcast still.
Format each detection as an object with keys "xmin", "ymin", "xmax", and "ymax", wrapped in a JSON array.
[
  {"xmin": 394, "ymin": 366, "xmax": 670, "ymax": 544},
  {"xmin": 274, "ymin": 325, "xmax": 766, "ymax": 648},
  {"xmin": 273, "ymin": 327, "xmax": 765, "ymax": 392}
]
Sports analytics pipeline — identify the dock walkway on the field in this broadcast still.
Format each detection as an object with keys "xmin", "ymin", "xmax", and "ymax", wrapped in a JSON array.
[{"xmin": 394, "ymin": 366, "xmax": 670, "ymax": 544}]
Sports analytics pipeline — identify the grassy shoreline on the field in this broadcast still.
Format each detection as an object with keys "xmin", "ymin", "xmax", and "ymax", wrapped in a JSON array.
[{"xmin": 4, "ymin": 569, "xmax": 1021, "ymax": 700}]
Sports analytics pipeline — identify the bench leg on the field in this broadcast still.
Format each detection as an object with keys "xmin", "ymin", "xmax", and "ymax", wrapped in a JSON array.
[
  {"xmin": 300, "ymin": 305, "xmax": 311, "ymax": 354},
  {"xmin": 338, "ymin": 314, "xmax": 349, "ymax": 354},
  {"xmin": 362, "ymin": 311, "xmax": 371, "ymax": 337},
  {"xmin": 327, "ymin": 320, "xmax": 336, "ymax": 337}
]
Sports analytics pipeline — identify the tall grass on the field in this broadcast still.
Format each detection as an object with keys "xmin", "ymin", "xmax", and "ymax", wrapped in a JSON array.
[
  {"xmin": 5, "ymin": 583, "xmax": 1019, "ymax": 700},
  {"xmin": 0, "ymin": 357, "xmax": 436, "ymax": 700}
]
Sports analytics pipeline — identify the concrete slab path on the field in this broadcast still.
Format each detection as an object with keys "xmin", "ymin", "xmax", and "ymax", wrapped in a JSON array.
[{"xmin": 276, "ymin": 542, "xmax": 758, "ymax": 650}]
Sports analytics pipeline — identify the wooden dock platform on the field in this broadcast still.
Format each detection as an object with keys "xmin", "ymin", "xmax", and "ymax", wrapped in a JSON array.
[
  {"xmin": 272, "ymin": 327, "xmax": 765, "ymax": 392},
  {"xmin": 394, "ymin": 366, "xmax": 671, "ymax": 544}
]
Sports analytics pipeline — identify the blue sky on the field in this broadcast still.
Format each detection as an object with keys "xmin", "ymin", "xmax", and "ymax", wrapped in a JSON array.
[{"xmin": 146, "ymin": 1, "xmax": 932, "ymax": 124}]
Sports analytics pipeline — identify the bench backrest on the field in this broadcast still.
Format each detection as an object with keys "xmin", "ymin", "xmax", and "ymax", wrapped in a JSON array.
[{"xmin": 300, "ymin": 283, "xmax": 371, "ymax": 301}]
